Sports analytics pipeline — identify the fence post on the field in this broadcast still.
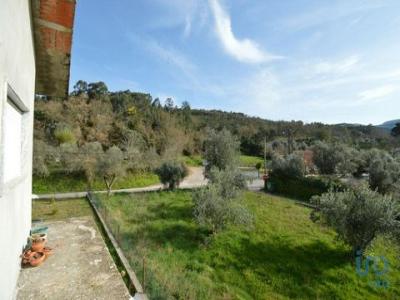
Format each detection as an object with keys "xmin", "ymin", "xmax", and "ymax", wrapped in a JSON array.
[{"xmin": 142, "ymin": 257, "xmax": 146, "ymax": 292}]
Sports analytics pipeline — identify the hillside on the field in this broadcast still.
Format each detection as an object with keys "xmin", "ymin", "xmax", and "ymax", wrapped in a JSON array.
[
  {"xmin": 34, "ymin": 86, "xmax": 398, "ymax": 165},
  {"xmin": 377, "ymin": 119, "xmax": 400, "ymax": 130}
]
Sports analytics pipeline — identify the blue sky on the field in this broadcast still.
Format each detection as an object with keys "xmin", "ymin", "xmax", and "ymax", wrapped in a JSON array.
[{"xmin": 70, "ymin": 0, "xmax": 400, "ymax": 125}]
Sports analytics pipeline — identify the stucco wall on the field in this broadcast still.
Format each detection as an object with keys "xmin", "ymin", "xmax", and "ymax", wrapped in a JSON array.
[{"xmin": 0, "ymin": 0, "xmax": 35, "ymax": 299}]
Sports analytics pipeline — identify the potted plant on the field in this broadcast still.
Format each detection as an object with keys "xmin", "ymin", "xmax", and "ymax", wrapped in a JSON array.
[{"xmin": 31, "ymin": 237, "xmax": 46, "ymax": 252}]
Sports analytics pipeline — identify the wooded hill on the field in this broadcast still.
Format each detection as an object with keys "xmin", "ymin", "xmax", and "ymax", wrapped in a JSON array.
[{"xmin": 33, "ymin": 81, "xmax": 399, "ymax": 177}]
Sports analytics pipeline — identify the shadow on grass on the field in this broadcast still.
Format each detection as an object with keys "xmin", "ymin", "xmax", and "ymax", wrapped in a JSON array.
[{"xmin": 224, "ymin": 236, "xmax": 350, "ymax": 299}]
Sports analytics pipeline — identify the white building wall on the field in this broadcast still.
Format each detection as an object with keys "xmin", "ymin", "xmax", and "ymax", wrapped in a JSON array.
[{"xmin": 0, "ymin": 0, "xmax": 36, "ymax": 299}]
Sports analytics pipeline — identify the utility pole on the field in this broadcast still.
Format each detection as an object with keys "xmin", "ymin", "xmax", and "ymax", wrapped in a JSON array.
[{"xmin": 264, "ymin": 136, "xmax": 267, "ymax": 175}]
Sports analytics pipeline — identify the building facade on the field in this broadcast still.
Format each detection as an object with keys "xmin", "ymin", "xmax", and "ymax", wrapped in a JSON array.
[{"xmin": 0, "ymin": 1, "xmax": 75, "ymax": 298}]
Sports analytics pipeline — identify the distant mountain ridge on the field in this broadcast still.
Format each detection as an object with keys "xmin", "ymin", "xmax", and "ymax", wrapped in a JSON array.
[{"xmin": 377, "ymin": 119, "xmax": 400, "ymax": 130}]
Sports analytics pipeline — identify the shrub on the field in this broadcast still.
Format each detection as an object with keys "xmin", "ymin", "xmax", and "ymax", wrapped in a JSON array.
[
  {"xmin": 311, "ymin": 185, "xmax": 400, "ymax": 255},
  {"xmin": 54, "ymin": 126, "xmax": 75, "ymax": 145},
  {"xmin": 267, "ymin": 175, "xmax": 345, "ymax": 202},
  {"xmin": 155, "ymin": 161, "xmax": 188, "ymax": 189},
  {"xmin": 193, "ymin": 169, "xmax": 252, "ymax": 234},
  {"xmin": 207, "ymin": 167, "xmax": 247, "ymax": 199}
]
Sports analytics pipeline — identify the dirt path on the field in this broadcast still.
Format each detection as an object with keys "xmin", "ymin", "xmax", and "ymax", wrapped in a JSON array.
[{"xmin": 33, "ymin": 167, "xmax": 208, "ymax": 200}]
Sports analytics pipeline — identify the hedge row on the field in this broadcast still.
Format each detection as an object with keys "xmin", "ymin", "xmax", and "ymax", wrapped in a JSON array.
[{"xmin": 266, "ymin": 174, "xmax": 346, "ymax": 202}]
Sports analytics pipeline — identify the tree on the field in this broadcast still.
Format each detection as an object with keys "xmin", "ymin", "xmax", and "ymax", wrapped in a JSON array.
[
  {"xmin": 312, "ymin": 142, "xmax": 345, "ymax": 175},
  {"xmin": 164, "ymin": 98, "xmax": 174, "ymax": 112},
  {"xmin": 281, "ymin": 121, "xmax": 303, "ymax": 155},
  {"xmin": 181, "ymin": 101, "xmax": 191, "ymax": 110},
  {"xmin": 152, "ymin": 97, "xmax": 161, "ymax": 108},
  {"xmin": 270, "ymin": 153, "xmax": 306, "ymax": 179},
  {"xmin": 33, "ymin": 140, "xmax": 57, "ymax": 177},
  {"xmin": 61, "ymin": 142, "xmax": 103, "ymax": 186},
  {"xmin": 87, "ymin": 81, "xmax": 108, "ymax": 99},
  {"xmin": 368, "ymin": 151, "xmax": 400, "ymax": 194},
  {"xmin": 311, "ymin": 185, "xmax": 400, "ymax": 256},
  {"xmin": 336, "ymin": 146, "xmax": 359, "ymax": 176},
  {"xmin": 99, "ymin": 146, "xmax": 125, "ymax": 196},
  {"xmin": 207, "ymin": 167, "xmax": 247, "ymax": 199},
  {"xmin": 391, "ymin": 123, "xmax": 400, "ymax": 137},
  {"xmin": 72, "ymin": 80, "xmax": 88, "ymax": 96},
  {"xmin": 204, "ymin": 129, "xmax": 240, "ymax": 175},
  {"xmin": 155, "ymin": 161, "xmax": 188, "ymax": 189},
  {"xmin": 193, "ymin": 168, "xmax": 252, "ymax": 234}
]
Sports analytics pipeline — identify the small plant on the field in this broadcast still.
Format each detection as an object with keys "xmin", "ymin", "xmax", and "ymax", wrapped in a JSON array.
[
  {"xmin": 155, "ymin": 161, "xmax": 188, "ymax": 189},
  {"xmin": 255, "ymin": 162, "xmax": 262, "ymax": 177},
  {"xmin": 54, "ymin": 126, "xmax": 75, "ymax": 145},
  {"xmin": 50, "ymin": 195, "xmax": 58, "ymax": 215}
]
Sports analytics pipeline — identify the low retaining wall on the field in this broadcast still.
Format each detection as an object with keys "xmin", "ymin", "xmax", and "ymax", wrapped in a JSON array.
[{"xmin": 86, "ymin": 192, "xmax": 148, "ymax": 300}]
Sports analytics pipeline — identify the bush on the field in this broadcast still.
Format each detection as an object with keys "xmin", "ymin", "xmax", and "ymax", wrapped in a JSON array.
[
  {"xmin": 54, "ymin": 126, "xmax": 75, "ymax": 145},
  {"xmin": 155, "ymin": 161, "xmax": 188, "ymax": 189},
  {"xmin": 207, "ymin": 167, "xmax": 247, "ymax": 199},
  {"xmin": 311, "ymin": 185, "xmax": 400, "ymax": 255},
  {"xmin": 193, "ymin": 168, "xmax": 252, "ymax": 233},
  {"xmin": 267, "ymin": 175, "xmax": 345, "ymax": 202}
]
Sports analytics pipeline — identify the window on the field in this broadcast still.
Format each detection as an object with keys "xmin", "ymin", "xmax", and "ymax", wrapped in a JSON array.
[{"xmin": 3, "ymin": 99, "xmax": 23, "ymax": 182}]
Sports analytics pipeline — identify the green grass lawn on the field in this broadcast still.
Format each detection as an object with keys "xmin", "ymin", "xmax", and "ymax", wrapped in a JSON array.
[
  {"xmin": 182, "ymin": 154, "xmax": 264, "ymax": 168},
  {"xmin": 97, "ymin": 191, "xmax": 400, "ymax": 300},
  {"xmin": 32, "ymin": 198, "xmax": 92, "ymax": 222},
  {"xmin": 32, "ymin": 172, "xmax": 160, "ymax": 194},
  {"xmin": 239, "ymin": 155, "xmax": 264, "ymax": 167},
  {"xmin": 181, "ymin": 155, "xmax": 203, "ymax": 167}
]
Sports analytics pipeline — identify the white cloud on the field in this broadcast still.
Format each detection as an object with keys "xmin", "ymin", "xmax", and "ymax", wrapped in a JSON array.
[
  {"xmin": 208, "ymin": 0, "xmax": 281, "ymax": 64},
  {"xmin": 280, "ymin": 1, "xmax": 386, "ymax": 31},
  {"xmin": 313, "ymin": 55, "xmax": 359, "ymax": 75},
  {"xmin": 358, "ymin": 85, "xmax": 397, "ymax": 101},
  {"xmin": 141, "ymin": 38, "xmax": 196, "ymax": 77},
  {"xmin": 183, "ymin": 15, "xmax": 192, "ymax": 38}
]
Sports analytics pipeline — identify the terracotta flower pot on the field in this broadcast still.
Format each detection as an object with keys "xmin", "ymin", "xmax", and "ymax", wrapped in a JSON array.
[
  {"xmin": 31, "ymin": 233, "xmax": 47, "ymax": 242},
  {"xmin": 31, "ymin": 238, "xmax": 46, "ymax": 252},
  {"xmin": 21, "ymin": 250, "xmax": 33, "ymax": 265},
  {"xmin": 29, "ymin": 252, "xmax": 45, "ymax": 267},
  {"xmin": 43, "ymin": 246, "xmax": 53, "ymax": 257}
]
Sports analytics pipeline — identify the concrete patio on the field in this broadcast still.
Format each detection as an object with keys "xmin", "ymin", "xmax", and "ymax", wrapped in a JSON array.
[{"xmin": 16, "ymin": 216, "xmax": 130, "ymax": 300}]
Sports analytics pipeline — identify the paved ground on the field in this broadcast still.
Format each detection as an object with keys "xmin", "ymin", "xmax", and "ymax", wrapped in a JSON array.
[
  {"xmin": 247, "ymin": 178, "xmax": 265, "ymax": 191},
  {"xmin": 16, "ymin": 217, "xmax": 130, "ymax": 300}
]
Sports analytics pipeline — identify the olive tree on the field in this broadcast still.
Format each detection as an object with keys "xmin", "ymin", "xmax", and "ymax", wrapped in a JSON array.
[
  {"xmin": 99, "ymin": 146, "xmax": 126, "ymax": 196},
  {"xmin": 155, "ymin": 161, "xmax": 188, "ymax": 189},
  {"xmin": 270, "ymin": 153, "xmax": 306, "ymax": 178},
  {"xmin": 193, "ymin": 167, "xmax": 252, "ymax": 234},
  {"xmin": 311, "ymin": 185, "xmax": 400, "ymax": 256},
  {"xmin": 33, "ymin": 140, "xmax": 57, "ymax": 177},
  {"xmin": 204, "ymin": 129, "xmax": 240, "ymax": 175},
  {"xmin": 368, "ymin": 151, "xmax": 400, "ymax": 194}
]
